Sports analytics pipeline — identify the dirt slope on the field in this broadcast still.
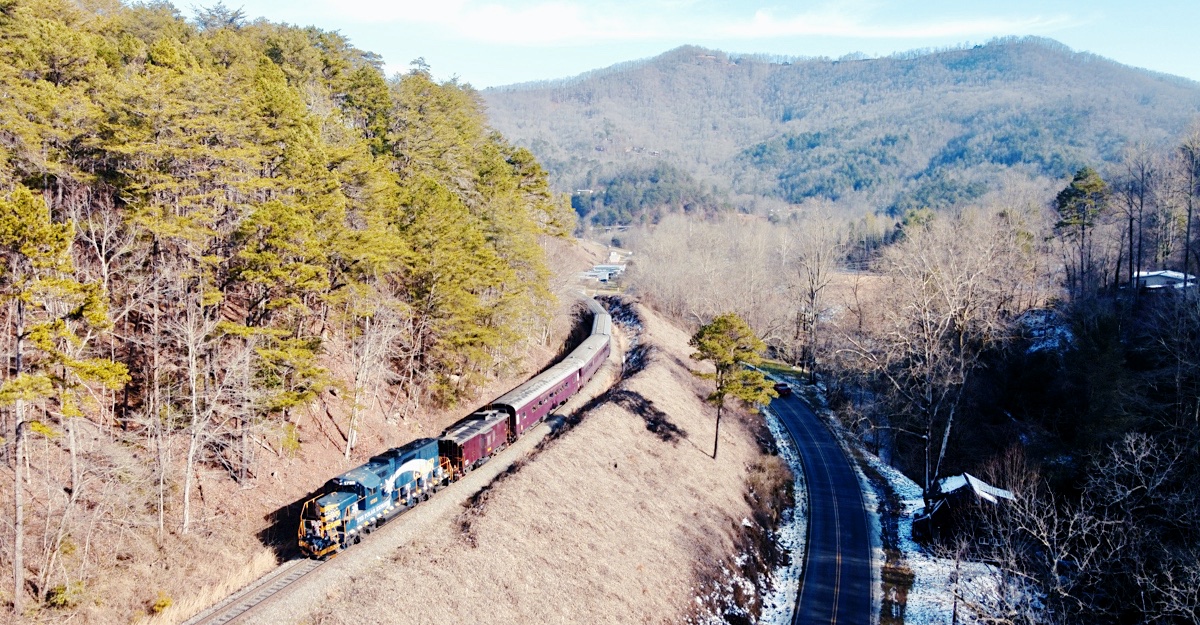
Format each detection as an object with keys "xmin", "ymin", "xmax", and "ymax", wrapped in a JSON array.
[{"xmin": 255, "ymin": 300, "xmax": 770, "ymax": 624}]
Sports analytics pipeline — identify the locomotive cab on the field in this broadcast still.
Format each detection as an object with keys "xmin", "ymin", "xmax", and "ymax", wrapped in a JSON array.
[
  {"xmin": 328, "ymin": 468, "xmax": 386, "ymax": 531},
  {"xmin": 298, "ymin": 490, "xmax": 356, "ymax": 558},
  {"xmin": 297, "ymin": 467, "xmax": 386, "ymax": 558}
]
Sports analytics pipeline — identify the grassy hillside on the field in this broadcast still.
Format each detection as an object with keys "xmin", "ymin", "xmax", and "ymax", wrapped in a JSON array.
[
  {"xmin": 483, "ymin": 38, "xmax": 1200, "ymax": 221},
  {"xmin": 243, "ymin": 299, "xmax": 789, "ymax": 625}
]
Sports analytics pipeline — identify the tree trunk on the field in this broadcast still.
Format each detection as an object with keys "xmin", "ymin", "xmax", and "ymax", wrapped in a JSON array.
[
  {"xmin": 1128, "ymin": 203, "xmax": 1135, "ymax": 290},
  {"xmin": 712, "ymin": 403, "xmax": 722, "ymax": 460},
  {"xmin": 346, "ymin": 319, "xmax": 369, "ymax": 460},
  {"xmin": 13, "ymin": 403, "xmax": 25, "ymax": 619},
  {"xmin": 39, "ymin": 418, "xmax": 80, "ymax": 603},
  {"xmin": 182, "ymin": 428, "xmax": 199, "ymax": 534},
  {"xmin": 935, "ymin": 402, "xmax": 958, "ymax": 484},
  {"xmin": 1136, "ymin": 192, "xmax": 1145, "ymax": 302},
  {"xmin": 152, "ymin": 271, "xmax": 165, "ymax": 541},
  {"xmin": 1186, "ymin": 199, "xmax": 1193, "ymax": 289},
  {"xmin": 182, "ymin": 312, "xmax": 201, "ymax": 534},
  {"xmin": 1180, "ymin": 143, "xmax": 1190, "ymax": 287},
  {"xmin": 1114, "ymin": 243, "xmax": 1123, "ymax": 294},
  {"xmin": 923, "ymin": 422, "xmax": 932, "ymax": 510},
  {"xmin": 1185, "ymin": 150, "xmax": 1194, "ymax": 287},
  {"xmin": 1080, "ymin": 221, "xmax": 1088, "ymax": 297},
  {"xmin": 12, "ymin": 299, "xmax": 25, "ymax": 618},
  {"xmin": 807, "ymin": 289, "xmax": 819, "ymax": 384}
]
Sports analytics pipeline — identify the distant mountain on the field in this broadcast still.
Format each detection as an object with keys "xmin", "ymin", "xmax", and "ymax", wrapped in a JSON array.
[{"xmin": 482, "ymin": 38, "xmax": 1200, "ymax": 222}]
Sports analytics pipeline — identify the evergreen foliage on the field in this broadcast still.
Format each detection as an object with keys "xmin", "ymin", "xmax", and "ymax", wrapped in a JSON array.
[
  {"xmin": 689, "ymin": 312, "xmax": 775, "ymax": 460},
  {"xmin": 572, "ymin": 162, "xmax": 725, "ymax": 227},
  {"xmin": 1054, "ymin": 166, "xmax": 1111, "ymax": 297},
  {"xmin": 0, "ymin": 0, "xmax": 563, "ymax": 412},
  {"xmin": 0, "ymin": 186, "xmax": 129, "ymax": 409},
  {"xmin": 0, "ymin": 2, "xmax": 568, "ymax": 610}
]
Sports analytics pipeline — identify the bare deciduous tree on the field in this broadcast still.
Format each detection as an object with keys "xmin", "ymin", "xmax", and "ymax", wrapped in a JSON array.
[
  {"xmin": 845, "ymin": 208, "xmax": 1045, "ymax": 499},
  {"xmin": 966, "ymin": 433, "xmax": 1200, "ymax": 625},
  {"xmin": 627, "ymin": 214, "xmax": 793, "ymax": 334},
  {"xmin": 1175, "ymin": 125, "xmax": 1200, "ymax": 285},
  {"xmin": 1115, "ymin": 146, "xmax": 1161, "ymax": 293},
  {"xmin": 783, "ymin": 207, "xmax": 842, "ymax": 382},
  {"xmin": 345, "ymin": 298, "xmax": 407, "ymax": 459}
]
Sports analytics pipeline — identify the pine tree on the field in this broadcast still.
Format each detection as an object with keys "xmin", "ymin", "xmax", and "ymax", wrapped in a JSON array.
[
  {"xmin": 0, "ymin": 187, "xmax": 127, "ymax": 614},
  {"xmin": 0, "ymin": 4, "xmax": 568, "ymax": 609},
  {"xmin": 689, "ymin": 313, "xmax": 775, "ymax": 460},
  {"xmin": 1055, "ymin": 166, "xmax": 1109, "ymax": 298}
]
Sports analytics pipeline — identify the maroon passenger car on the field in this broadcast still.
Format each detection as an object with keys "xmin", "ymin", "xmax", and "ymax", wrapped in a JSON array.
[
  {"xmin": 490, "ymin": 360, "xmax": 581, "ymax": 437},
  {"xmin": 438, "ymin": 410, "xmax": 510, "ymax": 477},
  {"xmin": 490, "ymin": 327, "xmax": 611, "ymax": 437}
]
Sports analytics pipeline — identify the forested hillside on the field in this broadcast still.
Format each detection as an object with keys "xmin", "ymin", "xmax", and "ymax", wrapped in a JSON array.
[
  {"xmin": 0, "ymin": 0, "xmax": 573, "ymax": 619},
  {"xmin": 622, "ymin": 116, "xmax": 1200, "ymax": 623},
  {"xmin": 484, "ymin": 39, "xmax": 1200, "ymax": 224}
]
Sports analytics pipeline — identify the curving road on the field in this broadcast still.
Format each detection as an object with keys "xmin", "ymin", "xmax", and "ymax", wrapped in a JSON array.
[{"xmin": 772, "ymin": 391, "xmax": 873, "ymax": 625}]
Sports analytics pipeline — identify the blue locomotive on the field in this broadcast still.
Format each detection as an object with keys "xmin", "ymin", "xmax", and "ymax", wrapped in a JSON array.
[
  {"xmin": 299, "ymin": 438, "xmax": 445, "ymax": 557},
  {"xmin": 298, "ymin": 298, "xmax": 612, "ymax": 558}
]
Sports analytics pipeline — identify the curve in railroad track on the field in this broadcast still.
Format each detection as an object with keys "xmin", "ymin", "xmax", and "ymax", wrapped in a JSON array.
[{"xmin": 181, "ymin": 297, "xmax": 626, "ymax": 625}]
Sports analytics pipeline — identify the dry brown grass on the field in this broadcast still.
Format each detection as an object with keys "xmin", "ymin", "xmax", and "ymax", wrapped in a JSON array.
[
  {"xmin": 139, "ymin": 549, "xmax": 278, "ymax": 625},
  {"xmin": 268, "ymin": 301, "xmax": 775, "ymax": 624}
]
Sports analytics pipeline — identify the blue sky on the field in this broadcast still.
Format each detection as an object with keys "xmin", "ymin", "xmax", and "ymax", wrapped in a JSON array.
[{"xmin": 212, "ymin": 1, "xmax": 1200, "ymax": 88}]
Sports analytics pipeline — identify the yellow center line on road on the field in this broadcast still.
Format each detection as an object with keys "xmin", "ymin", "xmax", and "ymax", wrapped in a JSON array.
[{"xmin": 822, "ymin": 442, "xmax": 842, "ymax": 625}]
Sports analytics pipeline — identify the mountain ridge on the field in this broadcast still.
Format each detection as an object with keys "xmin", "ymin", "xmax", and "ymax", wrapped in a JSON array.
[
  {"xmin": 490, "ymin": 38, "xmax": 1200, "ymax": 94},
  {"xmin": 483, "ymin": 37, "xmax": 1200, "ymax": 222}
]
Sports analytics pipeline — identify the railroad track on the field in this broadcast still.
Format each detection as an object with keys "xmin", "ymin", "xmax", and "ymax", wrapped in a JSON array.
[
  {"xmin": 181, "ymin": 558, "xmax": 323, "ymax": 625},
  {"xmin": 183, "ymin": 304, "xmax": 621, "ymax": 624}
]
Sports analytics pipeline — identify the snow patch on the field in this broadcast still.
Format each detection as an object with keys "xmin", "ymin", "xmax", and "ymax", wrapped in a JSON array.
[
  {"xmin": 756, "ymin": 406, "xmax": 809, "ymax": 625},
  {"xmin": 860, "ymin": 451, "xmax": 995, "ymax": 625},
  {"xmin": 1019, "ymin": 308, "xmax": 1074, "ymax": 354}
]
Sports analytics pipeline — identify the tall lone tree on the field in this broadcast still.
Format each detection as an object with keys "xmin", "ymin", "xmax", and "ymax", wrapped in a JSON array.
[
  {"xmin": 1054, "ymin": 166, "xmax": 1109, "ymax": 298},
  {"xmin": 690, "ymin": 313, "xmax": 775, "ymax": 460}
]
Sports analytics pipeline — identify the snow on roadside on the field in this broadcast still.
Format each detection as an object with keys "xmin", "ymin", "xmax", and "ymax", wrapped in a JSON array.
[
  {"xmin": 797, "ymin": 382, "xmax": 884, "ymax": 624},
  {"xmin": 754, "ymin": 370, "xmax": 1001, "ymax": 625},
  {"xmin": 757, "ymin": 406, "xmax": 808, "ymax": 625},
  {"xmin": 688, "ymin": 404, "xmax": 808, "ymax": 625},
  {"xmin": 860, "ymin": 452, "xmax": 994, "ymax": 625}
]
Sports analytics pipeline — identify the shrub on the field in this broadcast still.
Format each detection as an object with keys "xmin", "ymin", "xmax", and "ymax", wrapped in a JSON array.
[
  {"xmin": 45, "ymin": 582, "xmax": 85, "ymax": 609},
  {"xmin": 281, "ymin": 423, "xmax": 301, "ymax": 458},
  {"xmin": 150, "ymin": 591, "xmax": 172, "ymax": 614}
]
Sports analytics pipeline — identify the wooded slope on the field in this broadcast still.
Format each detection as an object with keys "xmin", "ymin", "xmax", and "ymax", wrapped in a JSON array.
[
  {"xmin": 0, "ymin": 0, "xmax": 574, "ymax": 619},
  {"xmin": 483, "ymin": 38, "xmax": 1200, "ymax": 221}
]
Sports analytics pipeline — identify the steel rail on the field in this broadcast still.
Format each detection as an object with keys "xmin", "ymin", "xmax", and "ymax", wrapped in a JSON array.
[{"xmin": 181, "ymin": 558, "xmax": 323, "ymax": 625}]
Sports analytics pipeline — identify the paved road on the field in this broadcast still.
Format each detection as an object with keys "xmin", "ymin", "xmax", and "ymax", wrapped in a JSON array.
[{"xmin": 772, "ymin": 392, "xmax": 873, "ymax": 625}]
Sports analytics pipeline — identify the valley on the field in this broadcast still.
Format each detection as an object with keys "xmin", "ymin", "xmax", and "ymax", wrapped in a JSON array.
[{"xmin": 2, "ymin": 2, "xmax": 1200, "ymax": 624}]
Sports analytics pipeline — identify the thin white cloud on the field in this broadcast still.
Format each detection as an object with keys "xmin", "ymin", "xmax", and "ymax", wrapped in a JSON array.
[
  {"xmin": 312, "ymin": 1, "xmax": 1076, "ymax": 46},
  {"xmin": 730, "ymin": 9, "xmax": 1076, "ymax": 39}
]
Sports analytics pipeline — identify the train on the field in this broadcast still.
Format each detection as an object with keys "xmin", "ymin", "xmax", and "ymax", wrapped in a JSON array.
[{"xmin": 298, "ymin": 297, "xmax": 612, "ymax": 558}]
